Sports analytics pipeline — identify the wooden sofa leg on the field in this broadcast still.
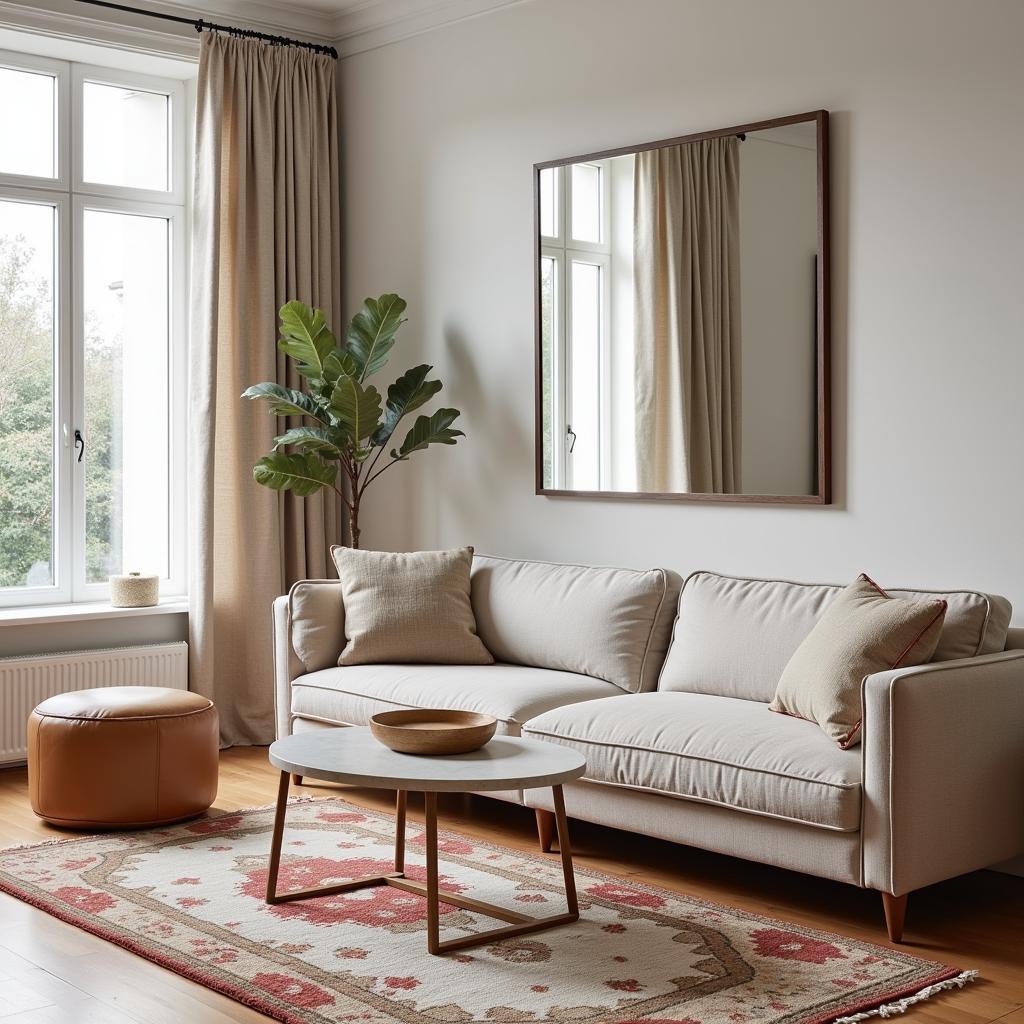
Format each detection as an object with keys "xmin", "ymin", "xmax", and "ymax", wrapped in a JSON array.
[
  {"xmin": 292, "ymin": 774, "xmax": 304, "ymax": 787},
  {"xmin": 535, "ymin": 809, "xmax": 555, "ymax": 852},
  {"xmin": 882, "ymin": 892, "xmax": 908, "ymax": 943}
]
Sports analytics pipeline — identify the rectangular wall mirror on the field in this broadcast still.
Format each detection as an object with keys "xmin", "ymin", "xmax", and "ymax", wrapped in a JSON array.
[{"xmin": 534, "ymin": 110, "xmax": 830, "ymax": 504}]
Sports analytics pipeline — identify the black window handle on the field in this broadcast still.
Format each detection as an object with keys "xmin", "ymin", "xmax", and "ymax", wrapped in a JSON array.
[
  {"xmin": 566, "ymin": 425, "xmax": 577, "ymax": 454},
  {"xmin": 74, "ymin": 429, "xmax": 85, "ymax": 463}
]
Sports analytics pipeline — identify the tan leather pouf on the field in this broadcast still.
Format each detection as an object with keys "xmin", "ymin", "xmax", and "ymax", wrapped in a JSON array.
[{"xmin": 28, "ymin": 687, "xmax": 219, "ymax": 830}]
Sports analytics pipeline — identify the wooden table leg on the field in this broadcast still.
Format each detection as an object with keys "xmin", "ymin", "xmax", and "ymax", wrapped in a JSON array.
[
  {"xmin": 265, "ymin": 770, "xmax": 290, "ymax": 903},
  {"xmin": 552, "ymin": 785, "xmax": 578, "ymax": 917},
  {"xmin": 424, "ymin": 791, "xmax": 439, "ymax": 954},
  {"xmin": 264, "ymin": 775, "xmax": 579, "ymax": 953},
  {"xmin": 394, "ymin": 790, "xmax": 407, "ymax": 873}
]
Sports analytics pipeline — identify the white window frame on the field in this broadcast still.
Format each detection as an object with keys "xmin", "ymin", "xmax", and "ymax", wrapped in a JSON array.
[
  {"xmin": 71, "ymin": 63, "xmax": 186, "ymax": 205},
  {"xmin": 539, "ymin": 245, "xmax": 565, "ymax": 489},
  {"xmin": 539, "ymin": 160, "xmax": 613, "ymax": 490},
  {"xmin": 0, "ymin": 49, "xmax": 188, "ymax": 607},
  {"xmin": 0, "ymin": 51, "xmax": 70, "ymax": 192},
  {"xmin": 0, "ymin": 186, "xmax": 73, "ymax": 605}
]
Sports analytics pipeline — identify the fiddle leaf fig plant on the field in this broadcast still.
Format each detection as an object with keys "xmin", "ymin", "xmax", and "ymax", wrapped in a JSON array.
[{"xmin": 242, "ymin": 295, "xmax": 463, "ymax": 548}]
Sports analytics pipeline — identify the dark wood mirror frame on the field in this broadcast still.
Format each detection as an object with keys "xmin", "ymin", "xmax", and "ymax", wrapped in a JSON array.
[{"xmin": 533, "ymin": 109, "xmax": 831, "ymax": 505}]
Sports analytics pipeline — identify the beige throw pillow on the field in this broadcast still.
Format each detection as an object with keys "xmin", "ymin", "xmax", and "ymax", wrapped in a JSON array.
[
  {"xmin": 769, "ymin": 574, "xmax": 947, "ymax": 748},
  {"xmin": 331, "ymin": 546, "xmax": 493, "ymax": 666}
]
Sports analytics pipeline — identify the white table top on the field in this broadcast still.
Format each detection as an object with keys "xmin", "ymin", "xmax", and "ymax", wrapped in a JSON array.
[{"xmin": 269, "ymin": 727, "xmax": 587, "ymax": 792}]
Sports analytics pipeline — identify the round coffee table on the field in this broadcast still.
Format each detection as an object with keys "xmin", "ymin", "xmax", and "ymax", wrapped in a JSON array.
[{"xmin": 267, "ymin": 728, "xmax": 587, "ymax": 956}]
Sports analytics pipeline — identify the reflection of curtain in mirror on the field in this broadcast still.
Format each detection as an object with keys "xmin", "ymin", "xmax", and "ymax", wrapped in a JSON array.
[{"xmin": 633, "ymin": 137, "xmax": 740, "ymax": 493}]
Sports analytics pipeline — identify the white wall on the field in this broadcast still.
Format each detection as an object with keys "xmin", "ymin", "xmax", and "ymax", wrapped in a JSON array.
[
  {"xmin": 739, "ymin": 134, "xmax": 818, "ymax": 495},
  {"xmin": 340, "ymin": 0, "xmax": 1024, "ymax": 616}
]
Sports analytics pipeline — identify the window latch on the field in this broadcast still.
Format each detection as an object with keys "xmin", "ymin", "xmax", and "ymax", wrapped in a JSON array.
[
  {"xmin": 566, "ymin": 425, "xmax": 577, "ymax": 454},
  {"xmin": 74, "ymin": 429, "xmax": 85, "ymax": 463}
]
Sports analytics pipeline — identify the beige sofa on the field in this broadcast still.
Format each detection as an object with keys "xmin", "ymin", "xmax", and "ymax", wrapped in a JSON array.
[{"xmin": 272, "ymin": 555, "xmax": 1024, "ymax": 943}]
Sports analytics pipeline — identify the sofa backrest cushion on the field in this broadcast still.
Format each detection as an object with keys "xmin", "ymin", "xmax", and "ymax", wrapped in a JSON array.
[
  {"xmin": 659, "ymin": 571, "xmax": 1013, "ymax": 702},
  {"xmin": 289, "ymin": 579, "xmax": 344, "ymax": 673},
  {"xmin": 470, "ymin": 554, "xmax": 682, "ymax": 693}
]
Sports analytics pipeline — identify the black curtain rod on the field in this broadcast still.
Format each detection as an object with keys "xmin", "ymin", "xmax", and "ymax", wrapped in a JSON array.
[{"xmin": 74, "ymin": 0, "xmax": 339, "ymax": 58}]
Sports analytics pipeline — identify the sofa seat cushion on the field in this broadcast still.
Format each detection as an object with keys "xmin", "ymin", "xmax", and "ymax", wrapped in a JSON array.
[
  {"xmin": 291, "ymin": 663, "xmax": 622, "ymax": 736},
  {"xmin": 522, "ymin": 692, "xmax": 862, "ymax": 831}
]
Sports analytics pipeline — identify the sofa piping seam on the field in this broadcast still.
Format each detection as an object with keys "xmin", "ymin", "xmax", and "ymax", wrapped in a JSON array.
[
  {"xmin": 291, "ymin": 682, "xmax": 522, "ymax": 727},
  {"xmin": 474, "ymin": 553, "xmax": 661, "ymax": 578},
  {"xmin": 290, "ymin": 710, "xmax": 524, "ymax": 740},
  {"xmin": 521, "ymin": 726, "xmax": 860, "ymax": 790}
]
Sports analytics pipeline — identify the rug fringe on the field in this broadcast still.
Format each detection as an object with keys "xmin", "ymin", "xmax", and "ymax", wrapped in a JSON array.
[{"xmin": 832, "ymin": 970, "xmax": 978, "ymax": 1023}]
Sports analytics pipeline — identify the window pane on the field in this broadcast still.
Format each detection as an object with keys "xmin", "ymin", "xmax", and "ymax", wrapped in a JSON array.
[
  {"xmin": 0, "ymin": 200, "xmax": 56, "ymax": 588},
  {"xmin": 0, "ymin": 67, "xmax": 56, "ymax": 178},
  {"xmin": 83, "ymin": 82, "xmax": 169, "ymax": 191},
  {"xmin": 571, "ymin": 162, "xmax": 601, "ymax": 243},
  {"xmin": 83, "ymin": 209, "xmax": 169, "ymax": 583},
  {"xmin": 539, "ymin": 167, "xmax": 557, "ymax": 238},
  {"xmin": 569, "ymin": 259, "xmax": 601, "ymax": 489},
  {"xmin": 540, "ymin": 255, "xmax": 557, "ymax": 488}
]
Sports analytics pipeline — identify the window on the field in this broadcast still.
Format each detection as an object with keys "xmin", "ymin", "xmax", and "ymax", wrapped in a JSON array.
[
  {"xmin": 0, "ymin": 50, "xmax": 187, "ymax": 606},
  {"xmin": 539, "ymin": 161, "xmax": 611, "ymax": 490}
]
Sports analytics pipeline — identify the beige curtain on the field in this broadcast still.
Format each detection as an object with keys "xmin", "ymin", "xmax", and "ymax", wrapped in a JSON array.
[
  {"xmin": 189, "ymin": 34, "xmax": 342, "ymax": 745},
  {"xmin": 633, "ymin": 137, "xmax": 740, "ymax": 493}
]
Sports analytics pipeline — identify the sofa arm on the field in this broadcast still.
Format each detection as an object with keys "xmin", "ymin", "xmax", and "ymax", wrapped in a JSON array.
[
  {"xmin": 272, "ymin": 580, "xmax": 346, "ymax": 740},
  {"xmin": 862, "ymin": 650, "xmax": 1024, "ymax": 895},
  {"xmin": 273, "ymin": 596, "xmax": 300, "ymax": 740}
]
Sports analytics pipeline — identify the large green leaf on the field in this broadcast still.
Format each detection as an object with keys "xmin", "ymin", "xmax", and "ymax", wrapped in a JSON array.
[
  {"xmin": 371, "ymin": 363, "xmax": 442, "ymax": 446},
  {"xmin": 392, "ymin": 408, "xmax": 464, "ymax": 459},
  {"xmin": 273, "ymin": 426, "xmax": 347, "ymax": 459},
  {"xmin": 322, "ymin": 348, "xmax": 357, "ymax": 385},
  {"xmin": 253, "ymin": 452, "xmax": 337, "ymax": 496},
  {"xmin": 241, "ymin": 382, "xmax": 328, "ymax": 423},
  {"xmin": 329, "ymin": 375, "xmax": 383, "ymax": 441},
  {"xmin": 278, "ymin": 301, "xmax": 336, "ymax": 378},
  {"xmin": 345, "ymin": 294, "xmax": 406, "ymax": 381}
]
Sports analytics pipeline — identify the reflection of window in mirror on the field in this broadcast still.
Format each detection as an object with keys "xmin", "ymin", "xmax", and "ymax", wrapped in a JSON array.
[
  {"xmin": 538, "ymin": 115, "xmax": 827, "ymax": 501},
  {"xmin": 539, "ymin": 161, "xmax": 613, "ymax": 490}
]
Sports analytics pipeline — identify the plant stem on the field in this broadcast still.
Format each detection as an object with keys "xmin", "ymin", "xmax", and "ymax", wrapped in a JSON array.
[
  {"xmin": 348, "ymin": 492, "xmax": 361, "ymax": 549},
  {"xmin": 362, "ymin": 441, "xmax": 388, "ymax": 484},
  {"xmin": 345, "ymin": 451, "xmax": 362, "ymax": 548},
  {"xmin": 359, "ymin": 454, "xmax": 403, "ymax": 494},
  {"xmin": 331, "ymin": 482, "xmax": 353, "ymax": 512}
]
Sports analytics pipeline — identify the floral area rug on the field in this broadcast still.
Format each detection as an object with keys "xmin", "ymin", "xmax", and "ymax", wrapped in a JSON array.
[{"xmin": 0, "ymin": 798, "xmax": 973, "ymax": 1024}]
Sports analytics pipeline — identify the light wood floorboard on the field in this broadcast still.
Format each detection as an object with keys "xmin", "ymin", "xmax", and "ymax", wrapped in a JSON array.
[{"xmin": 0, "ymin": 746, "xmax": 1021, "ymax": 1023}]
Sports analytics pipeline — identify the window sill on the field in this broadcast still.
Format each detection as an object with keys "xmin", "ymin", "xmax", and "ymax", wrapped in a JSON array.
[{"xmin": 0, "ymin": 599, "xmax": 189, "ymax": 628}]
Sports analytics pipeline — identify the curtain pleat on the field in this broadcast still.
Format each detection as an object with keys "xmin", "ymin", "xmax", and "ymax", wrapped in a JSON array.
[
  {"xmin": 633, "ymin": 137, "xmax": 741, "ymax": 494},
  {"xmin": 189, "ymin": 34, "xmax": 342, "ymax": 745}
]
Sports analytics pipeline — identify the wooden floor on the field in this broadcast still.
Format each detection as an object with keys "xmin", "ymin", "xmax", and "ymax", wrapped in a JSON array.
[{"xmin": 0, "ymin": 747, "xmax": 1022, "ymax": 1023}]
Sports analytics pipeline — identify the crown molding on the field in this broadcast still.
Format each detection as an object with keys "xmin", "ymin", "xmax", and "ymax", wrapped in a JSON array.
[
  {"xmin": 0, "ymin": 0, "xmax": 334, "ymax": 60},
  {"xmin": 0, "ymin": 0, "xmax": 529, "ymax": 62},
  {"xmin": 149, "ymin": 0, "xmax": 338, "ymax": 39},
  {"xmin": 330, "ymin": 0, "xmax": 527, "ymax": 56},
  {"xmin": 0, "ymin": 0, "xmax": 197, "ymax": 58}
]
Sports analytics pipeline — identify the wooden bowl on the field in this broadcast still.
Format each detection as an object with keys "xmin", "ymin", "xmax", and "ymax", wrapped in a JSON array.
[{"xmin": 369, "ymin": 709, "xmax": 498, "ymax": 755}]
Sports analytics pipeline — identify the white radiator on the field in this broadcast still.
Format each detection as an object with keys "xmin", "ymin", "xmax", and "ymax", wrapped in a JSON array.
[{"xmin": 0, "ymin": 642, "xmax": 188, "ymax": 765}]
